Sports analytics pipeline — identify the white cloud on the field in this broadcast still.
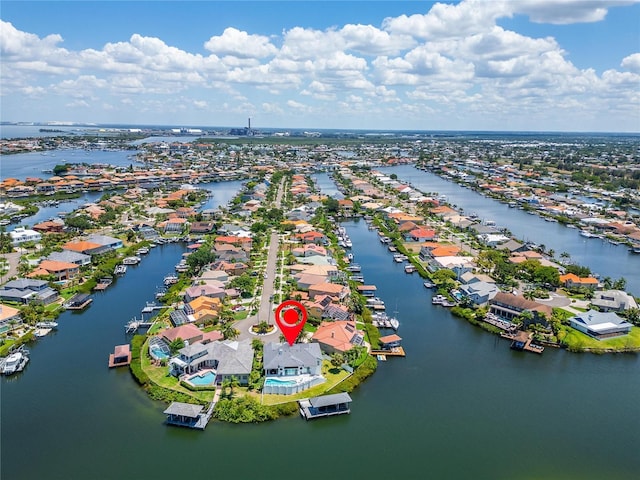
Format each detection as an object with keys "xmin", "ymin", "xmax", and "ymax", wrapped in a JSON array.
[
  {"xmin": 512, "ymin": 1, "xmax": 639, "ymax": 25},
  {"xmin": 0, "ymin": 0, "xmax": 638, "ymax": 131},
  {"xmin": 621, "ymin": 53, "xmax": 640, "ymax": 73},
  {"xmin": 204, "ymin": 27, "xmax": 277, "ymax": 59}
]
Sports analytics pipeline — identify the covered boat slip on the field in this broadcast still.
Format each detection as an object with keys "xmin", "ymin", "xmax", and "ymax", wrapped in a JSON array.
[
  {"xmin": 298, "ymin": 392, "xmax": 352, "ymax": 420},
  {"xmin": 63, "ymin": 293, "xmax": 93, "ymax": 310},
  {"xmin": 164, "ymin": 402, "xmax": 208, "ymax": 429}
]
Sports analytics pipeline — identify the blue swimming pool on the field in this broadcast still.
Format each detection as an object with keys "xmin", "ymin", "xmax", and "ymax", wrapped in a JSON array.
[
  {"xmin": 187, "ymin": 371, "xmax": 216, "ymax": 386},
  {"xmin": 264, "ymin": 378, "xmax": 296, "ymax": 387},
  {"xmin": 150, "ymin": 347, "xmax": 169, "ymax": 360}
]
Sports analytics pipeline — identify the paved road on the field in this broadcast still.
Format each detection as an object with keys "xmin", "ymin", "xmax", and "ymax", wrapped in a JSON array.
[
  {"xmin": 236, "ymin": 179, "xmax": 286, "ymax": 343},
  {"xmin": 0, "ymin": 252, "xmax": 21, "ymax": 282}
]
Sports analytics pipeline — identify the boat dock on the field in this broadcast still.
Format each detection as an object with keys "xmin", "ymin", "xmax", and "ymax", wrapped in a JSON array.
[
  {"xmin": 370, "ymin": 347, "xmax": 406, "ymax": 357},
  {"xmin": 298, "ymin": 393, "xmax": 352, "ymax": 420},
  {"xmin": 141, "ymin": 302, "xmax": 164, "ymax": 314},
  {"xmin": 93, "ymin": 277, "xmax": 113, "ymax": 291},
  {"xmin": 108, "ymin": 344, "xmax": 132, "ymax": 368},
  {"xmin": 63, "ymin": 293, "xmax": 93, "ymax": 310},
  {"xmin": 164, "ymin": 389, "xmax": 219, "ymax": 430},
  {"xmin": 501, "ymin": 331, "xmax": 544, "ymax": 354},
  {"xmin": 125, "ymin": 317, "xmax": 154, "ymax": 333}
]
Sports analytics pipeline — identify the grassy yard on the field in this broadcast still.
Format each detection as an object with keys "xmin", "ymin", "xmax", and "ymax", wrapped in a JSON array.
[
  {"xmin": 140, "ymin": 340, "xmax": 215, "ymax": 403},
  {"xmin": 257, "ymin": 360, "xmax": 351, "ymax": 406},
  {"xmin": 557, "ymin": 325, "xmax": 640, "ymax": 352}
]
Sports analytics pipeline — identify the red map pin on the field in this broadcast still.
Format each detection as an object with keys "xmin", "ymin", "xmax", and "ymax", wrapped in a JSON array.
[{"xmin": 274, "ymin": 300, "xmax": 307, "ymax": 346}]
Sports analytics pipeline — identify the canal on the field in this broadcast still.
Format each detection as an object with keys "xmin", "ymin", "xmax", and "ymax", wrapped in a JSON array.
[
  {"xmin": 1, "ymin": 177, "xmax": 639, "ymax": 480},
  {"xmin": 384, "ymin": 165, "xmax": 640, "ymax": 296}
]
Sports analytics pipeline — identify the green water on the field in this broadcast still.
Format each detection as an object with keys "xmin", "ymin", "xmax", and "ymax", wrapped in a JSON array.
[{"xmin": 2, "ymin": 223, "xmax": 639, "ymax": 480}]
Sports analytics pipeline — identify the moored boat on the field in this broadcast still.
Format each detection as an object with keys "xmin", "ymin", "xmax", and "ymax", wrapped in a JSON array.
[{"xmin": 2, "ymin": 347, "xmax": 29, "ymax": 375}]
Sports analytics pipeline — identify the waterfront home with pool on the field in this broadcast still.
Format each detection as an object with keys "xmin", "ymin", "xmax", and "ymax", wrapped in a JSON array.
[
  {"xmin": 169, "ymin": 339, "xmax": 254, "ymax": 386},
  {"xmin": 263, "ymin": 343, "xmax": 325, "ymax": 395}
]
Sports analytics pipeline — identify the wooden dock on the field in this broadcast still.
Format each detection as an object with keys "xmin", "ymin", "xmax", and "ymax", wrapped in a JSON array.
[
  {"xmin": 370, "ymin": 347, "xmax": 406, "ymax": 357},
  {"xmin": 93, "ymin": 277, "xmax": 113, "ymax": 291},
  {"xmin": 501, "ymin": 331, "xmax": 544, "ymax": 354}
]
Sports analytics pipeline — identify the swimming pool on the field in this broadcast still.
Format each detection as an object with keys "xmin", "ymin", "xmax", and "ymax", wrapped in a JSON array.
[
  {"xmin": 264, "ymin": 378, "xmax": 297, "ymax": 387},
  {"xmin": 187, "ymin": 371, "xmax": 216, "ymax": 386},
  {"xmin": 149, "ymin": 346, "xmax": 169, "ymax": 360}
]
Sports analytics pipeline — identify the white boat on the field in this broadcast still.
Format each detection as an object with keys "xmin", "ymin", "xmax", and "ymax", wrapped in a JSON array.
[
  {"xmin": 2, "ymin": 348, "xmax": 29, "ymax": 375},
  {"xmin": 114, "ymin": 265, "xmax": 127, "ymax": 275},
  {"xmin": 164, "ymin": 274, "xmax": 178, "ymax": 285},
  {"xmin": 122, "ymin": 256, "xmax": 141, "ymax": 265},
  {"xmin": 423, "ymin": 282, "xmax": 435, "ymax": 289},
  {"xmin": 393, "ymin": 254, "xmax": 408, "ymax": 263},
  {"xmin": 580, "ymin": 230, "xmax": 597, "ymax": 238},
  {"xmin": 136, "ymin": 247, "xmax": 150, "ymax": 255},
  {"xmin": 36, "ymin": 321, "xmax": 58, "ymax": 329},
  {"xmin": 389, "ymin": 317, "xmax": 400, "ymax": 331}
]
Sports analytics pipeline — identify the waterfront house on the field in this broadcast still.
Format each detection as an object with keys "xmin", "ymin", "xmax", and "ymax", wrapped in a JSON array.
[
  {"xmin": 189, "ymin": 221, "xmax": 215, "ymax": 234},
  {"xmin": 169, "ymin": 339, "xmax": 254, "ymax": 385},
  {"xmin": 161, "ymin": 217, "xmax": 188, "ymax": 233},
  {"xmin": 9, "ymin": 227, "xmax": 42, "ymax": 246},
  {"xmin": 0, "ymin": 278, "xmax": 59, "ymax": 305},
  {"xmin": 162, "ymin": 324, "xmax": 204, "ymax": 346},
  {"xmin": 569, "ymin": 310, "xmax": 632, "ymax": 340},
  {"xmin": 489, "ymin": 293, "xmax": 552, "ymax": 322},
  {"xmin": 459, "ymin": 281, "xmax": 500, "ymax": 306},
  {"xmin": 294, "ymin": 231, "xmax": 328, "ymax": 245},
  {"xmin": 263, "ymin": 343, "xmax": 323, "ymax": 377},
  {"xmin": 85, "ymin": 234, "xmax": 123, "ymax": 250},
  {"xmin": 32, "ymin": 220, "xmax": 65, "ymax": 234},
  {"xmin": 322, "ymin": 303, "xmax": 352, "ymax": 321},
  {"xmin": 31, "ymin": 259, "xmax": 80, "ymax": 281},
  {"xmin": 211, "ymin": 260, "xmax": 248, "ymax": 276},
  {"xmin": 197, "ymin": 268, "xmax": 229, "ymax": 284},
  {"xmin": 0, "ymin": 304, "xmax": 22, "ymax": 334},
  {"xmin": 591, "ymin": 290, "xmax": 638, "ymax": 312},
  {"xmin": 308, "ymin": 282, "xmax": 349, "ymax": 301},
  {"xmin": 184, "ymin": 297, "xmax": 222, "ymax": 325},
  {"xmin": 312, "ymin": 321, "xmax": 365, "ymax": 354},
  {"xmin": 184, "ymin": 285, "xmax": 226, "ymax": 303},
  {"xmin": 47, "ymin": 250, "xmax": 92, "ymax": 267},
  {"xmin": 559, "ymin": 273, "xmax": 599, "ymax": 290},
  {"xmin": 62, "ymin": 240, "xmax": 107, "ymax": 256},
  {"xmin": 408, "ymin": 228, "xmax": 437, "ymax": 242}
]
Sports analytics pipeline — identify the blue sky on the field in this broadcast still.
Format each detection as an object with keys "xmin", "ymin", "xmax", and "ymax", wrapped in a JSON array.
[{"xmin": 1, "ymin": 1, "xmax": 639, "ymax": 132}]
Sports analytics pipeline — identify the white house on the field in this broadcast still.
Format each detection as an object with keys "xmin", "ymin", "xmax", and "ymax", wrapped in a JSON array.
[
  {"xmin": 9, "ymin": 227, "xmax": 42, "ymax": 245},
  {"xmin": 459, "ymin": 281, "xmax": 500, "ymax": 305},
  {"xmin": 569, "ymin": 310, "xmax": 632, "ymax": 340}
]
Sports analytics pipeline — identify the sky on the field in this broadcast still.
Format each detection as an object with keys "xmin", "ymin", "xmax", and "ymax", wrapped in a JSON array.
[{"xmin": 1, "ymin": 1, "xmax": 639, "ymax": 132}]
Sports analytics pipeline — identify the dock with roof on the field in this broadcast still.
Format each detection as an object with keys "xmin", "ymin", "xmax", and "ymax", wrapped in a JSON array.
[
  {"xmin": 163, "ymin": 400, "xmax": 215, "ymax": 430},
  {"xmin": 298, "ymin": 393, "xmax": 352, "ymax": 420}
]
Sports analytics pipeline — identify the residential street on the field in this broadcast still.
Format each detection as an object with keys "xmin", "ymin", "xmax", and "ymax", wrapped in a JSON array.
[{"xmin": 235, "ymin": 179, "xmax": 285, "ymax": 342}]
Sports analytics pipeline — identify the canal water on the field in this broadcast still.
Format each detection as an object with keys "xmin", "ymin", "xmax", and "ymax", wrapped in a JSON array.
[
  {"xmin": 1, "ymin": 149, "xmax": 140, "ymax": 181},
  {"xmin": 383, "ymin": 165, "xmax": 640, "ymax": 295},
  {"xmin": 2, "ymin": 179, "xmax": 639, "ymax": 480}
]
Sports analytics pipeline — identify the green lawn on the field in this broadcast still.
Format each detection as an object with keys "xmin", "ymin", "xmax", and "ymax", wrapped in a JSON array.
[
  {"xmin": 140, "ymin": 340, "xmax": 215, "ymax": 403},
  {"xmin": 558, "ymin": 325, "xmax": 640, "ymax": 352},
  {"xmin": 257, "ymin": 361, "xmax": 351, "ymax": 406}
]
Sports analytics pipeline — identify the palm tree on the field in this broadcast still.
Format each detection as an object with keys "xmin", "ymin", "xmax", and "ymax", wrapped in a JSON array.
[{"xmin": 221, "ymin": 322, "xmax": 239, "ymax": 340}]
